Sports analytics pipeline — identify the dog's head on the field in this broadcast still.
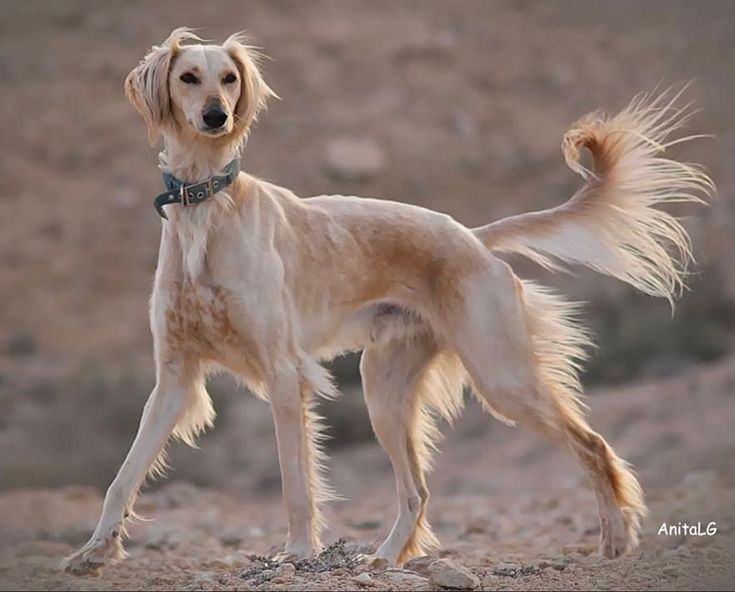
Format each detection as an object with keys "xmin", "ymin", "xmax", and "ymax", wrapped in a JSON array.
[{"xmin": 125, "ymin": 28, "xmax": 276, "ymax": 145}]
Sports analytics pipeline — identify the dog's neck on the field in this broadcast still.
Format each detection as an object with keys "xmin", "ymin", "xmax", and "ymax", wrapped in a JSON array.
[
  {"xmin": 157, "ymin": 133, "xmax": 245, "ymax": 280},
  {"xmin": 159, "ymin": 133, "xmax": 241, "ymax": 184}
]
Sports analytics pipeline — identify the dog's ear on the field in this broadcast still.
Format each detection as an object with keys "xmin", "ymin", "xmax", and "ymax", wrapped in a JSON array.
[
  {"xmin": 125, "ymin": 28, "xmax": 200, "ymax": 144},
  {"xmin": 223, "ymin": 33, "xmax": 278, "ymax": 141}
]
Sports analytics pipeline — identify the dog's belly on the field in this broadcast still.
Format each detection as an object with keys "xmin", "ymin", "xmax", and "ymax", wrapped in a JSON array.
[{"xmin": 306, "ymin": 302, "xmax": 430, "ymax": 360}]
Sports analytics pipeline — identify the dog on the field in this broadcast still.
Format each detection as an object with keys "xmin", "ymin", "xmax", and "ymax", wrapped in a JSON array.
[{"xmin": 61, "ymin": 28, "xmax": 714, "ymax": 575}]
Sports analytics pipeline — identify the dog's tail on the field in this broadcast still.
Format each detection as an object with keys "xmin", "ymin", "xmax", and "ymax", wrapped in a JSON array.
[{"xmin": 473, "ymin": 87, "xmax": 714, "ymax": 303}]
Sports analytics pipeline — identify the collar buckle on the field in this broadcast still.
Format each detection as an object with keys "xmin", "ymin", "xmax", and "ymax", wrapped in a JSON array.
[{"xmin": 156, "ymin": 157, "xmax": 240, "ymax": 219}]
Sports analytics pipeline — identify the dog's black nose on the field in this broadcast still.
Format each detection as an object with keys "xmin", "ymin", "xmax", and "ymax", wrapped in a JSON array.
[{"xmin": 202, "ymin": 107, "xmax": 228, "ymax": 129}]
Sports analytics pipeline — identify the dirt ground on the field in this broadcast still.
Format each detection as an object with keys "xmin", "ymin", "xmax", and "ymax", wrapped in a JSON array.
[
  {"xmin": 1, "ymin": 1, "xmax": 735, "ymax": 591},
  {"xmin": 2, "ymin": 356, "xmax": 734, "ymax": 590}
]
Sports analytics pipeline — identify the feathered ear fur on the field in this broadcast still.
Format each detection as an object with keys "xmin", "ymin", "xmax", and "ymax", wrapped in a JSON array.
[
  {"xmin": 125, "ymin": 27, "xmax": 203, "ymax": 144},
  {"xmin": 223, "ymin": 33, "xmax": 278, "ymax": 142}
]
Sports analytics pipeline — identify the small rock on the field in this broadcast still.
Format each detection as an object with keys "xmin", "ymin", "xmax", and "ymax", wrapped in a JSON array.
[
  {"xmin": 428, "ymin": 558, "xmax": 479, "ymax": 589},
  {"xmin": 353, "ymin": 572, "xmax": 374, "ymax": 587},
  {"xmin": 556, "ymin": 515, "xmax": 576, "ymax": 528},
  {"xmin": 661, "ymin": 534, "xmax": 686, "ymax": 550},
  {"xmin": 323, "ymin": 138, "xmax": 385, "ymax": 182},
  {"xmin": 188, "ymin": 571, "xmax": 218, "ymax": 591},
  {"xmin": 482, "ymin": 574, "xmax": 501, "ymax": 588},
  {"xmin": 5, "ymin": 332, "xmax": 37, "ymax": 357},
  {"xmin": 162, "ymin": 481, "xmax": 201, "ymax": 508},
  {"xmin": 203, "ymin": 558, "xmax": 232, "ymax": 570},
  {"xmin": 385, "ymin": 569, "xmax": 431, "ymax": 588},
  {"xmin": 563, "ymin": 543, "xmax": 593, "ymax": 556},
  {"xmin": 220, "ymin": 531, "xmax": 243, "ymax": 547},
  {"xmin": 276, "ymin": 562, "xmax": 296, "ymax": 577},
  {"xmin": 223, "ymin": 551, "xmax": 252, "ymax": 568},
  {"xmin": 403, "ymin": 555, "xmax": 435, "ymax": 575},
  {"xmin": 493, "ymin": 562, "xmax": 522, "ymax": 576},
  {"xmin": 369, "ymin": 557, "xmax": 389, "ymax": 571},
  {"xmin": 463, "ymin": 516, "xmax": 491, "ymax": 535},
  {"xmin": 663, "ymin": 566, "xmax": 678, "ymax": 577},
  {"xmin": 144, "ymin": 524, "xmax": 183, "ymax": 550}
]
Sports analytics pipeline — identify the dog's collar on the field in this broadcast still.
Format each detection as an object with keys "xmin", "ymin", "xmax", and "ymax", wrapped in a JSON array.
[{"xmin": 153, "ymin": 157, "xmax": 241, "ymax": 219}]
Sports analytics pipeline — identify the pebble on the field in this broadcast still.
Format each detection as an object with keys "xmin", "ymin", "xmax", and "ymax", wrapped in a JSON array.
[
  {"xmin": 493, "ymin": 562, "xmax": 522, "ymax": 576},
  {"xmin": 403, "ymin": 555, "xmax": 435, "ymax": 575},
  {"xmin": 220, "ymin": 532, "xmax": 243, "ymax": 547},
  {"xmin": 384, "ymin": 568, "xmax": 431, "ymax": 588},
  {"xmin": 563, "ymin": 543, "xmax": 593, "ymax": 556},
  {"xmin": 275, "ymin": 562, "xmax": 296, "ymax": 577},
  {"xmin": 353, "ymin": 572, "xmax": 374, "ymax": 586},
  {"xmin": 143, "ymin": 525, "xmax": 184, "ymax": 550},
  {"xmin": 428, "ymin": 558, "xmax": 480, "ymax": 589},
  {"xmin": 663, "ymin": 566, "xmax": 679, "ymax": 577},
  {"xmin": 5, "ymin": 332, "xmax": 37, "ymax": 357},
  {"xmin": 202, "ymin": 558, "xmax": 232, "ymax": 570},
  {"xmin": 188, "ymin": 571, "xmax": 218, "ymax": 591},
  {"xmin": 223, "ymin": 551, "xmax": 253, "ymax": 568},
  {"xmin": 369, "ymin": 557, "xmax": 389, "ymax": 571}
]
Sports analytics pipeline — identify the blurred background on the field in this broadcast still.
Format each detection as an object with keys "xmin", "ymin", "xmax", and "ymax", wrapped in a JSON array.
[{"xmin": 0, "ymin": 3, "xmax": 734, "ymax": 587}]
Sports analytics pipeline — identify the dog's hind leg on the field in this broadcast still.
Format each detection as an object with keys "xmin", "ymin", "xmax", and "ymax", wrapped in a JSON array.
[
  {"xmin": 360, "ymin": 335, "xmax": 465, "ymax": 564},
  {"xmin": 61, "ymin": 357, "xmax": 210, "ymax": 575},
  {"xmin": 449, "ymin": 262, "xmax": 646, "ymax": 559}
]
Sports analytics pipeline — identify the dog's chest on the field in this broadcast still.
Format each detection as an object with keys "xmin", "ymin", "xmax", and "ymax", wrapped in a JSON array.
[
  {"xmin": 165, "ymin": 281, "xmax": 241, "ymax": 359},
  {"xmin": 174, "ymin": 205, "xmax": 220, "ymax": 280}
]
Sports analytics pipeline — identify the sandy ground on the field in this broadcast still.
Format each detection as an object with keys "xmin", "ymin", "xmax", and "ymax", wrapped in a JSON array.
[{"xmin": 2, "ymin": 355, "xmax": 734, "ymax": 591}]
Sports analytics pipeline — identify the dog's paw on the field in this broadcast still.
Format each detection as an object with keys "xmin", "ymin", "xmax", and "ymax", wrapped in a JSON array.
[
  {"xmin": 271, "ymin": 551, "xmax": 299, "ymax": 564},
  {"xmin": 273, "ymin": 538, "xmax": 318, "ymax": 563},
  {"xmin": 599, "ymin": 512, "xmax": 637, "ymax": 559},
  {"xmin": 61, "ymin": 535, "xmax": 125, "ymax": 576},
  {"xmin": 272, "ymin": 548, "xmax": 312, "ymax": 564}
]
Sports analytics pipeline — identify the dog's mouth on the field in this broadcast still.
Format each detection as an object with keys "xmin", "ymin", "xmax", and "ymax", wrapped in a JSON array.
[{"xmin": 200, "ymin": 126, "xmax": 229, "ymax": 137}]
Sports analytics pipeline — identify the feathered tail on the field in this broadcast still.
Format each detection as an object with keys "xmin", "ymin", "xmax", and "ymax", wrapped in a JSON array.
[{"xmin": 473, "ymin": 87, "xmax": 715, "ymax": 303}]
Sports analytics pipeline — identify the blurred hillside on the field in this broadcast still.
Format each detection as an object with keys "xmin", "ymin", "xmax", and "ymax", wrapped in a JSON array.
[{"xmin": 0, "ymin": 0, "xmax": 734, "ymax": 492}]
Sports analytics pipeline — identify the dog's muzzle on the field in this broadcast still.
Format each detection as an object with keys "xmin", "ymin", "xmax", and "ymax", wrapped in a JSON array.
[{"xmin": 202, "ymin": 99, "xmax": 228, "ymax": 130}]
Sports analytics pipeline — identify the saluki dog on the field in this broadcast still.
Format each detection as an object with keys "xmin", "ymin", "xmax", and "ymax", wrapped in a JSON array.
[{"xmin": 62, "ymin": 28, "xmax": 713, "ymax": 575}]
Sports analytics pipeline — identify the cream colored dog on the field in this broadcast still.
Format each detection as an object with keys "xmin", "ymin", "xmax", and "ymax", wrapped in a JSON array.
[{"xmin": 62, "ymin": 28, "xmax": 713, "ymax": 575}]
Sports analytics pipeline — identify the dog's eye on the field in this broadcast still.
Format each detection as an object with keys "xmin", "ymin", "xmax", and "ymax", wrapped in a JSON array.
[
  {"xmin": 222, "ymin": 73, "xmax": 238, "ymax": 84},
  {"xmin": 179, "ymin": 72, "xmax": 199, "ymax": 85}
]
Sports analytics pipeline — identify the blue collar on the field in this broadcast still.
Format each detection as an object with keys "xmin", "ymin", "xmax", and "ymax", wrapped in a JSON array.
[{"xmin": 153, "ymin": 157, "xmax": 241, "ymax": 219}]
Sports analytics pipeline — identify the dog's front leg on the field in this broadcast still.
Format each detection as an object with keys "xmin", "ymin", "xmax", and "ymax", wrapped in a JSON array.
[
  {"xmin": 61, "ymin": 359, "xmax": 202, "ymax": 575},
  {"xmin": 269, "ymin": 361, "xmax": 322, "ymax": 560}
]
